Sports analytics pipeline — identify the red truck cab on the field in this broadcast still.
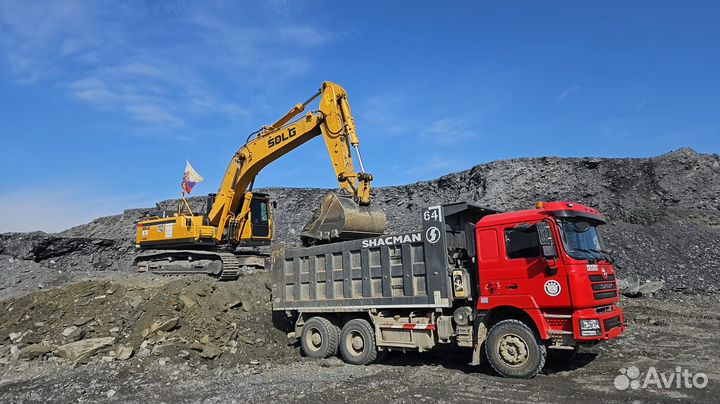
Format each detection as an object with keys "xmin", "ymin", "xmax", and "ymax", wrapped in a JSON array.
[{"xmin": 474, "ymin": 201, "xmax": 624, "ymax": 352}]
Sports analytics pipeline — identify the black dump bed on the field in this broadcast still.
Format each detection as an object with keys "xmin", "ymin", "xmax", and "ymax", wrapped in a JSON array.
[{"xmin": 271, "ymin": 203, "xmax": 497, "ymax": 312}]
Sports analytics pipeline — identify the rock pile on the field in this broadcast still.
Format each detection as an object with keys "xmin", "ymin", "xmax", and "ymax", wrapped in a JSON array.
[
  {"xmin": 0, "ymin": 273, "xmax": 296, "ymax": 366},
  {"xmin": 1, "ymin": 148, "xmax": 719, "ymax": 294}
]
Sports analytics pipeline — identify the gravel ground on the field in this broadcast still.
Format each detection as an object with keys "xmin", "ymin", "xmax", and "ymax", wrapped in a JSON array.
[{"xmin": 1, "ymin": 283, "xmax": 717, "ymax": 404}]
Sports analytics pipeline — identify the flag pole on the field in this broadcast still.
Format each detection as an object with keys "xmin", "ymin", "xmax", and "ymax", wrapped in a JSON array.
[{"xmin": 180, "ymin": 191, "xmax": 194, "ymax": 216}]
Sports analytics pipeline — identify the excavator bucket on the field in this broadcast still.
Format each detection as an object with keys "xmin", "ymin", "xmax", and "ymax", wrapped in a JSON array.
[{"xmin": 301, "ymin": 192, "xmax": 387, "ymax": 244}]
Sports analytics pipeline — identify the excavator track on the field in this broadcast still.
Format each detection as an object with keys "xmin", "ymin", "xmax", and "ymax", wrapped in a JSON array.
[
  {"xmin": 218, "ymin": 253, "xmax": 240, "ymax": 280},
  {"xmin": 133, "ymin": 249, "xmax": 267, "ymax": 281}
]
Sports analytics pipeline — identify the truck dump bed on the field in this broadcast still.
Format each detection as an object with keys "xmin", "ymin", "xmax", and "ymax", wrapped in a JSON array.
[{"xmin": 272, "ymin": 203, "xmax": 497, "ymax": 312}]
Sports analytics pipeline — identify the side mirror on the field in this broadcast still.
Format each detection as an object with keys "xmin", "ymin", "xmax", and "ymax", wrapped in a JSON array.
[
  {"xmin": 541, "ymin": 245, "xmax": 558, "ymax": 259},
  {"xmin": 272, "ymin": 201, "xmax": 278, "ymax": 209},
  {"xmin": 536, "ymin": 221, "xmax": 558, "ymax": 259}
]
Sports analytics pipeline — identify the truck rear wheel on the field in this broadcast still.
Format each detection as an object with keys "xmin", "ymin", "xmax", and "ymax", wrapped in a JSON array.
[
  {"xmin": 339, "ymin": 319, "xmax": 378, "ymax": 365},
  {"xmin": 300, "ymin": 317, "xmax": 339, "ymax": 359},
  {"xmin": 485, "ymin": 319, "xmax": 546, "ymax": 379}
]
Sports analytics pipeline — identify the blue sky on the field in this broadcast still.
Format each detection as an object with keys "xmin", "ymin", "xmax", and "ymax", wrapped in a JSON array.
[{"xmin": 0, "ymin": 1, "xmax": 718, "ymax": 232}]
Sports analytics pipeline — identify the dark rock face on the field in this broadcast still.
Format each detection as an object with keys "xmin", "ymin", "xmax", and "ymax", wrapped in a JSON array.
[
  {"xmin": 2, "ymin": 148, "xmax": 719, "ymax": 294},
  {"xmin": 0, "ymin": 233, "xmax": 133, "ymax": 272}
]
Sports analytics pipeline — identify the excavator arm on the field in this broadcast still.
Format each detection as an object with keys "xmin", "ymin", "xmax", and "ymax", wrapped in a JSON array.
[{"xmin": 207, "ymin": 81, "xmax": 384, "ymax": 243}]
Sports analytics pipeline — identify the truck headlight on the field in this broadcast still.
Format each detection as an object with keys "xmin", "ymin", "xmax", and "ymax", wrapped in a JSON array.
[
  {"xmin": 579, "ymin": 319, "xmax": 600, "ymax": 330},
  {"xmin": 579, "ymin": 319, "xmax": 601, "ymax": 336}
]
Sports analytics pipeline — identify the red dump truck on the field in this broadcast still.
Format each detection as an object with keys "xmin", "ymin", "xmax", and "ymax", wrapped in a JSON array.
[{"xmin": 271, "ymin": 201, "xmax": 624, "ymax": 378}]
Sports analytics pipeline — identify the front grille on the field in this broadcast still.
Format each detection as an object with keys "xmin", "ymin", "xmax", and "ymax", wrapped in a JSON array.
[
  {"xmin": 589, "ymin": 274, "xmax": 615, "ymax": 282},
  {"xmin": 589, "ymin": 273, "xmax": 618, "ymax": 300},
  {"xmin": 594, "ymin": 290, "xmax": 617, "ymax": 300},
  {"xmin": 603, "ymin": 316, "xmax": 622, "ymax": 331},
  {"xmin": 592, "ymin": 282, "xmax": 616, "ymax": 291},
  {"xmin": 595, "ymin": 305, "xmax": 614, "ymax": 314}
]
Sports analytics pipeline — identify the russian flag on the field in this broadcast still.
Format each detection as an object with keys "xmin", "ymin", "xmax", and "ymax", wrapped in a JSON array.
[{"xmin": 181, "ymin": 161, "xmax": 204, "ymax": 194}]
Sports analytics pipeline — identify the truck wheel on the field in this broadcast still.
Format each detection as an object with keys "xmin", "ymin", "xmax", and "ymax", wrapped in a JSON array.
[
  {"xmin": 485, "ymin": 319, "xmax": 546, "ymax": 379},
  {"xmin": 339, "ymin": 319, "xmax": 378, "ymax": 365},
  {"xmin": 300, "ymin": 317, "xmax": 339, "ymax": 359}
]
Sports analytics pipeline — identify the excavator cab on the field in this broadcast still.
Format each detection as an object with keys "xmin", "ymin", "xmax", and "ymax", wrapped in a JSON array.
[
  {"xmin": 224, "ymin": 192, "xmax": 273, "ymax": 245},
  {"xmin": 249, "ymin": 194, "xmax": 271, "ymax": 239}
]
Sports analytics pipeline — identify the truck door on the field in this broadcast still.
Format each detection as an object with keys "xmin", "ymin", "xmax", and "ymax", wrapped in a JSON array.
[{"xmin": 499, "ymin": 222, "xmax": 571, "ymax": 308}]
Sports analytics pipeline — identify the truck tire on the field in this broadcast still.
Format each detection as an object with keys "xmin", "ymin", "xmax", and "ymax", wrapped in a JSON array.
[
  {"xmin": 485, "ymin": 319, "xmax": 546, "ymax": 379},
  {"xmin": 339, "ymin": 319, "xmax": 378, "ymax": 365},
  {"xmin": 300, "ymin": 316, "xmax": 339, "ymax": 359}
]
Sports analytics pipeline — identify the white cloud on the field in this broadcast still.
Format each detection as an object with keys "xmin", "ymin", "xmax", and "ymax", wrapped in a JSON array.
[
  {"xmin": 0, "ymin": 1, "xmax": 339, "ymax": 131},
  {"xmin": 420, "ymin": 117, "xmax": 479, "ymax": 145},
  {"xmin": 126, "ymin": 104, "xmax": 183, "ymax": 126},
  {"xmin": 359, "ymin": 89, "xmax": 484, "ymax": 146},
  {"xmin": 358, "ymin": 94, "xmax": 413, "ymax": 136},
  {"xmin": 64, "ymin": 60, "xmax": 249, "ymax": 128},
  {"xmin": 275, "ymin": 26, "xmax": 338, "ymax": 47},
  {"xmin": 402, "ymin": 155, "xmax": 469, "ymax": 178},
  {"xmin": 556, "ymin": 85, "xmax": 581, "ymax": 103}
]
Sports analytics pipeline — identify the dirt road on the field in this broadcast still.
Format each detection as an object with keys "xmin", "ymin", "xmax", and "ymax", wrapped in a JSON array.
[{"xmin": 0, "ymin": 273, "xmax": 717, "ymax": 404}]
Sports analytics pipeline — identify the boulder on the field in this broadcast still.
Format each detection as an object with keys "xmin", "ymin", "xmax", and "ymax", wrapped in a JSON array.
[
  {"xmin": 178, "ymin": 294, "xmax": 197, "ymax": 309},
  {"xmin": 55, "ymin": 337, "xmax": 115, "ymax": 362},
  {"xmin": 18, "ymin": 344, "xmax": 52, "ymax": 360},
  {"xmin": 62, "ymin": 326, "xmax": 85, "ymax": 342},
  {"xmin": 638, "ymin": 280, "xmax": 665, "ymax": 295},
  {"xmin": 189, "ymin": 342, "xmax": 222, "ymax": 359},
  {"xmin": 73, "ymin": 317, "xmax": 94, "ymax": 326},
  {"xmin": 200, "ymin": 343, "xmax": 222, "ymax": 359},
  {"xmin": 143, "ymin": 317, "xmax": 180, "ymax": 337},
  {"xmin": 115, "ymin": 345, "xmax": 134, "ymax": 361}
]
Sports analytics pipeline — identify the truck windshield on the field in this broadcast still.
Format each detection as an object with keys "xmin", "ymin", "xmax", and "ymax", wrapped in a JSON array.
[{"xmin": 558, "ymin": 219, "xmax": 609, "ymax": 262}]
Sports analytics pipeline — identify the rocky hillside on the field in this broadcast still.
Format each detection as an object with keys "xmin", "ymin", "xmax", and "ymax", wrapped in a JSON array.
[{"xmin": 2, "ymin": 148, "xmax": 719, "ymax": 295}]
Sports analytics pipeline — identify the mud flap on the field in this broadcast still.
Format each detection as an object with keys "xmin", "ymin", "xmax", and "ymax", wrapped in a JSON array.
[
  {"xmin": 470, "ymin": 320, "xmax": 487, "ymax": 366},
  {"xmin": 301, "ymin": 192, "xmax": 387, "ymax": 243}
]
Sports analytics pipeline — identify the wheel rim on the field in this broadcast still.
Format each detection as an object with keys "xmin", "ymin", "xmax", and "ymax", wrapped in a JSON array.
[
  {"xmin": 345, "ymin": 330, "xmax": 365, "ymax": 356},
  {"xmin": 497, "ymin": 333, "xmax": 529, "ymax": 366},
  {"xmin": 305, "ymin": 326, "xmax": 323, "ymax": 352}
]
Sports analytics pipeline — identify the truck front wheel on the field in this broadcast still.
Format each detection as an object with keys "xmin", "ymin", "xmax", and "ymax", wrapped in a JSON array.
[
  {"xmin": 485, "ymin": 319, "xmax": 547, "ymax": 379},
  {"xmin": 339, "ymin": 319, "xmax": 378, "ymax": 365},
  {"xmin": 300, "ymin": 316, "xmax": 339, "ymax": 359}
]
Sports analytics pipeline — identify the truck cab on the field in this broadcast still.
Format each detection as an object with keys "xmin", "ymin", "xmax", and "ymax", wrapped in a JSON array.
[
  {"xmin": 475, "ymin": 202, "xmax": 623, "ymax": 342},
  {"xmin": 467, "ymin": 202, "xmax": 624, "ymax": 376}
]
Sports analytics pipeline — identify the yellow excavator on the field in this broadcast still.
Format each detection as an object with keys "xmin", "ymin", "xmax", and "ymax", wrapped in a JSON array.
[{"xmin": 133, "ymin": 82, "xmax": 387, "ymax": 279}]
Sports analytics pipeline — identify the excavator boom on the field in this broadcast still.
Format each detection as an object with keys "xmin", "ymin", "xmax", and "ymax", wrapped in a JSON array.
[{"xmin": 206, "ymin": 81, "xmax": 385, "ymax": 243}]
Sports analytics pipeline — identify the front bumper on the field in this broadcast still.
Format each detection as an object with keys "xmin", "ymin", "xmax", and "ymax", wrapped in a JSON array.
[{"xmin": 573, "ymin": 305, "xmax": 624, "ymax": 341}]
